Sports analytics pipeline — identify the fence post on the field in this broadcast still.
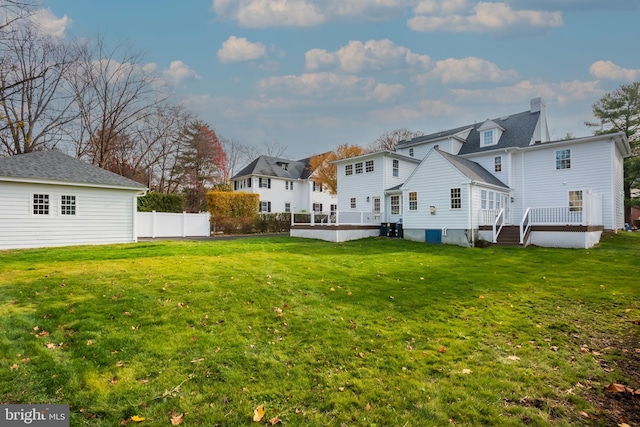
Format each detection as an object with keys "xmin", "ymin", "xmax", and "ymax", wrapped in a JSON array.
[
  {"xmin": 182, "ymin": 211, "xmax": 187, "ymax": 237},
  {"xmin": 152, "ymin": 210, "xmax": 157, "ymax": 238},
  {"xmin": 311, "ymin": 211, "xmax": 315, "ymax": 226}
]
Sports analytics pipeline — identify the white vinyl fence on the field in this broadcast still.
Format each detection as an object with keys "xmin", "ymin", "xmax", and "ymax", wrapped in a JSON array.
[{"xmin": 137, "ymin": 211, "xmax": 211, "ymax": 238}]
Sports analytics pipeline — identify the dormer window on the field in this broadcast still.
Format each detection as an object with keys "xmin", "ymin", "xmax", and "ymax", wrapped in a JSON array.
[
  {"xmin": 478, "ymin": 119, "xmax": 503, "ymax": 148},
  {"xmin": 482, "ymin": 130, "xmax": 494, "ymax": 147}
]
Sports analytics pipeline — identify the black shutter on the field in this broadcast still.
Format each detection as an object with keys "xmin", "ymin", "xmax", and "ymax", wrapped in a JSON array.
[{"xmin": 247, "ymin": 177, "xmax": 251, "ymax": 187}]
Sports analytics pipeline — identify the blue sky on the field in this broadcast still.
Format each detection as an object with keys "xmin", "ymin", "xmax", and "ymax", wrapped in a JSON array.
[{"xmin": 40, "ymin": 0, "xmax": 640, "ymax": 160}]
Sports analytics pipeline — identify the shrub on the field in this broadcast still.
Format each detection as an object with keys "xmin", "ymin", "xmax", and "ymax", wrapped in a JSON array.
[
  {"xmin": 137, "ymin": 192, "xmax": 184, "ymax": 213},
  {"xmin": 207, "ymin": 191, "xmax": 260, "ymax": 234}
]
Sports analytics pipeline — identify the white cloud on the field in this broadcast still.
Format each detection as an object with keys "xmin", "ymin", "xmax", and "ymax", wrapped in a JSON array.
[
  {"xmin": 257, "ymin": 72, "xmax": 375, "ymax": 98},
  {"xmin": 212, "ymin": 0, "xmax": 409, "ymax": 28},
  {"xmin": 369, "ymin": 99, "xmax": 459, "ymax": 122},
  {"xmin": 31, "ymin": 8, "xmax": 71, "ymax": 38},
  {"xmin": 452, "ymin": 80, "xmax": 600, "ymax": 105},
  {"xmin": 305, "ymin": 39, "xmax": 431, "ymax": 73},
  {"xmin": 164, "ymin": 60, "xmax": 201, "ymax": 84},
  {"xmin": 589, "ymin": 60, "xmax": 640, "ymax": 81},
  {"xmin": 218, "ymin": 36, "xmax": 267, "ymax": 63},
  {"xmin": 369, "ymin": 83, "xmax": 405, "ymax": 102},
  {"xmin": 414, "ymin": 57, "xmax": 518, "ymax": 84},
  {"xmin": 408, "ymin": 1, "xmax": 563, "ymax": 34}
]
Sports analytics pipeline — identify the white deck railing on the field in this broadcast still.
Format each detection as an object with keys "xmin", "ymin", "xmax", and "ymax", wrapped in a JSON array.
[{"xmin": 291, "ymin": 211, "xmax": 377, "ymax": 226}]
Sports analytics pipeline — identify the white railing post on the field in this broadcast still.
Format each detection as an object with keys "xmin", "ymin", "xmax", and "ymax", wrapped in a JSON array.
[{"xmin": 311, "ymin": 211, "xmax": 315, "ymax": 226}]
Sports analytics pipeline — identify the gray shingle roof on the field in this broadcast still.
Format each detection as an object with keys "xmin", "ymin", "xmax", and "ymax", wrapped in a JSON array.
[
  {"xmin": 396, "ymin": 110, "xmax": 540, "ymax": 155},
  {"xmin": 437, "ymin": 149, "xmax": 508, "ymax": 188},
  {"xmin": 232, "ymin": 155, "xmax": 314, "ymax": 180},
  {"xmin": 0, "ymin": 150, "xmax": 147, "ymax": 190}
]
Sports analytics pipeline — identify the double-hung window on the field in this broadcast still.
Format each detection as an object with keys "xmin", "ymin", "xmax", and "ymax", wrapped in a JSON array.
[
  {"xmin": 408, "ymin": 192, "xmax": 417, "ymax": 211},
  {"xmin": 450, "ymin": 188, "xmax": 461, "ymax": 209},
  {"xmin": 569, "ymin": 190, "xmax": 583, "ymax": 212},
  {"xmin": 494, "ymin": 156, "xmax": 502, "ymax": 172},
  {"xmin": 391, "ymin": 195, "xmax": 400, "ymax": 215},
  {"xmin": 260, "ymin": 201, "xmax": 271, "ymax": 212},
  {"xmin": 345, "ymin": 164, "xmax": 353, "ymax": 176},
  {"xmin": 392, "ymin": 159, "xmax": 399, "ymax": 177},
  {"xmin": 556, "ymin": 149, "xmax": 571, "ymax": 170},
  {"xmin": 355, "ymin": 162, "xmax": 363, "ymax": 174},
  {"xmin": 350, "ymin": 197, "xmax": 357, "ymax": 209},
  {"xmin": 313, "ymin": 182, "xmax": 323, "ymax": 192},
  {"xmin": 259, "ymin": 178, "xmax": 271, "ymax": 188}
]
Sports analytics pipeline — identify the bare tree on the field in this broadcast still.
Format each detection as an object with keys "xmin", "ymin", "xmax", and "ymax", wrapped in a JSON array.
[
  {"xmin": 369, "ymin": 128, "xmax": 424, "ymax": 152},
  {"xmin": 0, "ymin": 24, "xmax": 79, "ymax": 155},
  {"xmin": 68, "ymin": 35, "xmax": 168, "ymax": 167}
]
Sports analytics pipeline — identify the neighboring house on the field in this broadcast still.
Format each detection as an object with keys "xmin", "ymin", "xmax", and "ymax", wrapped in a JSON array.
[
  {"xmin": 0, "ymin": 150, "xmax": 147, "ymax": 250},
  {"xmin": 296, "ymin": 98, "xmax": 631, "ymax": 248},
  {"xmin": 231, "ymin": 155, "xmax": 337, "ymax": 214}
]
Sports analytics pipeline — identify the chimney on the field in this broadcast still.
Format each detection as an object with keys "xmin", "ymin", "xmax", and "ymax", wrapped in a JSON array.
[{"xmin": 530, "ymin": 97, "xmax": 550, "ymax": 144}]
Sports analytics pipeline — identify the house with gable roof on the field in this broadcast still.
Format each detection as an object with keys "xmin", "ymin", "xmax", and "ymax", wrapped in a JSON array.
[
  {"xmin": 231, "ymin": 155, "xmax": 337, "ymax": 214},
  {"xmin": 0, "ymin": 150, "xmax": 147, "ymax": 250},
  {"xmin": 293, "ymin": 98, "xmax": 631, "ymax": 248}
]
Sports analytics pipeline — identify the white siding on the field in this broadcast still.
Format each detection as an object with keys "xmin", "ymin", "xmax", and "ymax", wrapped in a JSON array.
[
  {"xmin": 234, "ymin": 176, "xmax": 336, "ymax": 213},
  {"xmin": 518, "ymin": 141, "xmax": 617, "ymax": 229},
  {"xmin": 0, "ymin": 182, "xmax": 139, "ymax": 250},
  {"xmin": 613, "ymin": 145, "xmax": 625, "ymax": 229},
  {"xmin": 336, "ymin": 155, "xmax": 383, "ymax": 214},
  {"xmin": 402, "ymin": 153, "xmax": 471, "ymax": 231}
]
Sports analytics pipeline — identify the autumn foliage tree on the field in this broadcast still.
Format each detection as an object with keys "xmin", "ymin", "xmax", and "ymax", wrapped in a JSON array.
[
  {"xmin": 174, "ymin": 121, "xmax": 228, "ymax": 212},
  {"xmin": 309, "ymin": 143, "xmax": 367, "ymax": 195}
]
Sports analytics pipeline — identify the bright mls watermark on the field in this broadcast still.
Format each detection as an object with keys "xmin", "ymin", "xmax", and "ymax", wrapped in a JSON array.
[{"xmin": 1, "ymin": 405, "xmax": 69, "ymax": 426}]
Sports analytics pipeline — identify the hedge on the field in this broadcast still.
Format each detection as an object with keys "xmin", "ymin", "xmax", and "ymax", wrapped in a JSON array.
[{"xmin": 137, "ymin": 192, "xmax": 184, "ymax": 213}]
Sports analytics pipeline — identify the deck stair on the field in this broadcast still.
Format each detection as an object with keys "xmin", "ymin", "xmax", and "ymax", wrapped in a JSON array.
[{"xmin": 493, "ymin": 226, "xmax": 522, "ymax": 246}]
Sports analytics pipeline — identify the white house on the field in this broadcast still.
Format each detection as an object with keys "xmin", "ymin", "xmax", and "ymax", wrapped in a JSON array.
[
  {"xmin": 294, "ymin": 98, "xmax": 631, "ymax": 248},
  {"xmin": 0, "ymin": 150, "xmax": 147, "ymax": 250},
  {"xmin": 231, "ymin": 155, "xmax": 337, "ymax": 214}
]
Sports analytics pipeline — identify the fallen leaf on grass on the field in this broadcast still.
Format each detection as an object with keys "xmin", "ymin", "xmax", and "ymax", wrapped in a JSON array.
[
  {"xmin": 253, "ymin": 405, "xmax": 265, "ymax": 422},
  {"xmin": 437, "ymin": 346, "xmax": 446, "ymax": 353},
  {"xmin": 578, "ymin": 411, "xmax": 592, "ymax": 419},
  {"xmin": 10, "ymin": 363, "xmax": 19, "ymax": 370},
  {"xmin": 170, "ymin": 412, "xmax": 184, "ymax": 425},
  {"xmin": 87, "ymin": 340, "xmax": 93, "ymax": 346},
  {"xmin": 605, "ymin": 383, "xmax": 635, "ymax": 394},
  {"xmin": 116, "ymin": 361, "xmax": 125, "ymax": 367},
  {"xmin": 269, "ymin": 417, "xmax": 282, "ymax": 425},
  {"xmin": 507, "ymin": 355, "xmax": 520, "ymax": 361},
  {"xmin": 462, "ymin": 369, "xmax": 472, "ymax": 374},
  {"xmin": 550, "ymin": 346, "xmax": 559, "ymax": 351},
  {"xmin": 130, "ymin": 415, "xmax": 145, "ymax": 422}
]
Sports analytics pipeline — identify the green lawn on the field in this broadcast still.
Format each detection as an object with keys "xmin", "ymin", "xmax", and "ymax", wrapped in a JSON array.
[{"xmin": 1, "ymin": 233, "xmax": 639, "ymax": 426}]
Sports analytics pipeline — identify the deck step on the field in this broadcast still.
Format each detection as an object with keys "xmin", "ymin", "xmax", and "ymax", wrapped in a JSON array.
[{"xmin": 493, "ymin": 226, "xmax": 522, "ymax": 246}]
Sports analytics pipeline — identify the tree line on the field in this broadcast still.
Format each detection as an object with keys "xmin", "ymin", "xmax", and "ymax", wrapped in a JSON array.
[{"xmin": 0, "ymin": 1, "xmax": 263, "ymax": 212}]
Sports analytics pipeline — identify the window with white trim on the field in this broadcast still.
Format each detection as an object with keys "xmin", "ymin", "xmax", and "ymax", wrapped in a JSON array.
[
  {"xmin": 365, "ymin": 160, "xmax": 374, "ymax": 173},
  {"xmin": 355, "ymin": 162, "xmax": 363, "ymax": 174},
  {"xmin": 556, "ymin": 149, "xmax": 571, "ymax": 170},
  {"xmin": 391, "ymin": 195, "xmax": 400, "ymax": 215},
  {"xmin": 313, "ymin": 203, "xmax": 323, "ymax": 212},
  {"xmin": 494, "ymin": 156, "xmax": 502, "ymax": 172},
  {"xmin": 285, "ymin": 181, "xmax": 294, "ymax": 190},
  {"xmin": 260, "ymin": 201, "xmax": 271, "ymax": 212},
  {"xmin": 392, "ymin": 159, "xmax": 399, "ymax": 177},
  {"xmin": 569, "ymin": 190, "xmax": 583, "ymax": 212},
  {"xmin": 285, "ymin": 202, "xmax": 291, "ymax": 213},
  {"xmin": 33, "ymin": 194, "xmax": 49, "ymax": 215},
  {"xmin": 345, "ymin": 164, "xmax": 353, "ymax": 176},
  {"xmin": 450, "ymin": 188, "xmax": 461, "ymax": 209},
  {"xmin": 481, "ymin": 190, "xmax": 487, "ymax": 209},
  {"xmin": 409, "ymin": 148, "xmax": 414, "ymax": 157},
  {"xmin": 409, "ymin": 192, "xmax": 417, "ymax": 211},
  {"xmin": 488, "ymin": 191, "xmax": 495, "ymax": 210},
  {"xmin": 313, "ymin": 182, "xmax": 323, "ymax": 192},
  {"xmin": 482, "ymin": 130, "xmax": 494, "ymax": 147},
  {"xmin": 350, "ymin": 197, "xmax": 356, "ymax": 209},
  {"xmin": 496, "ymin": 193, "xmax": 502, "ymax": 211},
  {"xmin": 61, "ymin": 195, "xmax": 76, "ymax": 216},
  {"xmin": 259, "ymin": 177, "xmax": 271, "ymax": 188}
]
